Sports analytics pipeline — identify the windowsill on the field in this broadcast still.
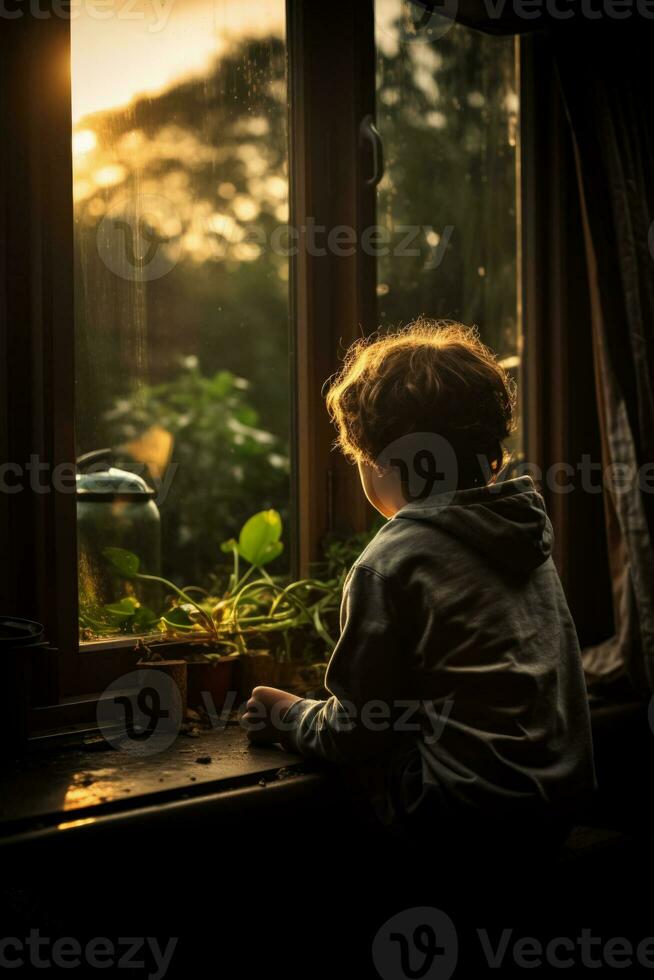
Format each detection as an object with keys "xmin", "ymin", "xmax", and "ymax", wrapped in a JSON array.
[
  {"xmin": 0, "ymin": 724, "xmax": 314, "ymax": 846},
  {"xmin": 76, "ymin": 634, "xmax": 236, "ymax": 654},
  {"xmin": 78, "ymin": 633, "xmax": 163, "ymax": 653}
]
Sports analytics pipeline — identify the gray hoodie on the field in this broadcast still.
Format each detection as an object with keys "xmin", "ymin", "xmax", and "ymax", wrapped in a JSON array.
[{"xmin": 283, "ymin": 476, "xmax": 596, "ymax": 823}]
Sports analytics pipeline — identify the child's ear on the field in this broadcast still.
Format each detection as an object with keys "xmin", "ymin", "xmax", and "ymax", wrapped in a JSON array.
[{"xmin": 357, "ymin": 461, "xmax": 399, "ymax": 519}]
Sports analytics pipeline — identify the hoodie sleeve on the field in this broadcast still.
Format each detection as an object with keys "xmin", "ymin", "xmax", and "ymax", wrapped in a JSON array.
[{"xmin": 280, "ymin": 563, "xmax": 404, "ymax": 764}]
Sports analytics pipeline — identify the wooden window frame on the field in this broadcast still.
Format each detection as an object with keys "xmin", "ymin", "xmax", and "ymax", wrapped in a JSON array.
[{"xmin": 287, "ymin": 0, "xmax": 377, "ymax": 573}]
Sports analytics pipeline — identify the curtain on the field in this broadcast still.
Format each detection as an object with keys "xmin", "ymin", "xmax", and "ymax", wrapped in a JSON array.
[
  {"xmin": 553, "ymin": 24, "xmax": 654, "ymax": 695},
  {"xmin": 406, "ymin": 4, "xmax": 654, "ymax": 693}
]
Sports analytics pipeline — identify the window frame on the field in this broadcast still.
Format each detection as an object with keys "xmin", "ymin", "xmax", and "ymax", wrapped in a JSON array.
[{"xmin": 288, "ymin": 0, "xmax": 377, "ymax": 572}]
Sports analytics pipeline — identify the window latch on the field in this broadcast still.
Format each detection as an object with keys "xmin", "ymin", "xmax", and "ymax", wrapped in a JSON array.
[{"xmin": 359, "ymin": 114, "xmax": 384, "ymax": 188}]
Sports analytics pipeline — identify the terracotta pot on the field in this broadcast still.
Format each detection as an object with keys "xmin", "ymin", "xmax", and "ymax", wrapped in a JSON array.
[
  {"xmin": 135, "ymin": 659, "xmax": 188, "ymax": 714},
  {"xmin": 186, "ymin": 656, "xmax": 237, "ymax": 713},
  {"xmin": 274, "ymin": 660, "xmax": 297, "ymax": 691},
  {"xmin": 236, "ymin": 651, "xmax": 277, "ymax": 699}
]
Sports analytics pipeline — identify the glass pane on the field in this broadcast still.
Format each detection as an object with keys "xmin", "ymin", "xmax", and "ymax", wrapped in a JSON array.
[
  {"xmin": 375, "ymin": 2, "xmax": 522, "ymax": 456},
  {"xmin": 72, "ymin": 1, "xmax": 290, "ymax": 638}
]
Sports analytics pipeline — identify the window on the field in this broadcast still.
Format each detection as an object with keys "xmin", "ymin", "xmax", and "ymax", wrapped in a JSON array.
[
  {"xmin": 375, "ymin": 2, "xmax": 522, "ymax": 457},
  {"xmin": 71, "ymin": 1, "xmax": 522, "ymax": 643},
  {"xmin": 71, "ymin": 1, "xmax": 291, "ymax": 637},
  {"xmin": 0, "ymin": 2, "xmax": 527, "ymax": 700}
]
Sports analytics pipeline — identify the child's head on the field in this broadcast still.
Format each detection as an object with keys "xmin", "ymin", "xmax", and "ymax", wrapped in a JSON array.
[{"xmin": 326, "ymin": 319, "xmax": 516, "ymax": 517}]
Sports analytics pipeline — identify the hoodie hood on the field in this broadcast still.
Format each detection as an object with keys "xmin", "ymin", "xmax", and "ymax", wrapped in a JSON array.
[{"xmin": 395, "ymin": 476, "xmax": 553, "ymax": 574}]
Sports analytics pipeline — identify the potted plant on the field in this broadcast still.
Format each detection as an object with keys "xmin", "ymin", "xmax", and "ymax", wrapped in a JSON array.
[{"xmin": 98, "ymin": 510, "xmax": 343, "ymax": 710}]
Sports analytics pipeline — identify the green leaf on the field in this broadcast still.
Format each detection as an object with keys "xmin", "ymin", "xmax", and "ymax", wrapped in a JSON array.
[
  {"xmin": 220, "ymin": 537, "xmax": 238, "ymax": 555},
  {"xmin": 255, "ymin": 540, "xmax": 284, "ymax": 566},
  {"xmin": 103, "ymin": 547, "xmax": 140, "ymax": 579},
  {"xmin": 100, "ymin": 596, "xmax": 158, "ymax": 633},
  {"xmin": 104, "ymin": 597, "xmax": 139, "ymax": 618},
  {"xmin": 237, "ymin": 510, "xmax": 282, "ymax": 567},
  {"xmin": 163, "ymin": 605, "xmax": 194, "ymax": 628},
  {"xmin": 132, "ymin": 604, "xmax": 158, "ymax": 630}
]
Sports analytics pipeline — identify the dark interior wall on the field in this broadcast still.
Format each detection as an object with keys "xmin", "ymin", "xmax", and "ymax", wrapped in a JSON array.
[
  {"xmin": 0, "ymin": 17, "xmax": 77, "ymax": 656},
  {"xmin": 0, "ymin": 28, "xmax": 8, "ymax": 614}
]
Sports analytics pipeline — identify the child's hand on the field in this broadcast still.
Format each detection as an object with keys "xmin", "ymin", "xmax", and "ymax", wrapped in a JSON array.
[{"xmin": 242, "ymin": 686, "xmax": 302, "ymax": 745}]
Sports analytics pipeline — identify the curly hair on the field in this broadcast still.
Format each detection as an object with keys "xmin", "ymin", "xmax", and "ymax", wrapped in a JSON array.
[{"xmin": 325, "ymin": 319, "xmax": 516, "ymax": 487}]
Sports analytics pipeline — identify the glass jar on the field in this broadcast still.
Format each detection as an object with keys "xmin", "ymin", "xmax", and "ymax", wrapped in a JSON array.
[{"xmin": 77, "ymin": 450, "xmax": 161, "ymax": 613}]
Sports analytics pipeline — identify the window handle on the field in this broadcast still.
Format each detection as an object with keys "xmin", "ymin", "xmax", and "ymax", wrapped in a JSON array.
[{"xmin": 359, "ymin": 114, "xmax": 384, "ymax": 188}]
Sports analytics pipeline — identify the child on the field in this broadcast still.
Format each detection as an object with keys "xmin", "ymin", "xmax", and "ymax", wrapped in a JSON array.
[{"xmin": 244, "ymin": 320, "xmax": 595, "ymax": 841}]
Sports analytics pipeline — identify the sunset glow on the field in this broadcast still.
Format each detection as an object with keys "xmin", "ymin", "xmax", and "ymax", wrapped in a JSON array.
[{"xmin": 71, "ymin": 0, "xmax": 284, "ymax": 123}]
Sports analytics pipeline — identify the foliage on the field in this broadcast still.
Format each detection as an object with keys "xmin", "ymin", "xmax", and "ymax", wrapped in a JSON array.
[
  {"xmin": 79, "ymin": 594, "xmax": 159, "ymax": 638},
  {"xmin": 75, "ymin": 36, "xmax": 291, "ymax": 456},
  {"xmin": 75, "ymin": 35, "xmax": 292, "ymax": 592},
  {"xmin": 92, "ymin": 510, "xmax": 342, "ymax": 664},
  {"xmin": 375, "ymin": 19, "xmax": 519, "ymax": 360},
  {"xmin": 105, "ymin": 362, "xmax": 289, "ymax": 588},
  {"xmin": 316, "ymin": 523, "xmax": 384, "ymax": 582}
]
